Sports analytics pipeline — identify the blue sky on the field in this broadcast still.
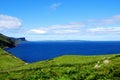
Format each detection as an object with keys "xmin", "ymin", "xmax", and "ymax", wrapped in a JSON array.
[{"xmin": 0, "ymin": 0, "xmax": 120, "ymax": 41}]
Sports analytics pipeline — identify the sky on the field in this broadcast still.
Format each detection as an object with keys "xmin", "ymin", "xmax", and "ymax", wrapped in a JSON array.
[{"xmin": 0, "ymin": 0, "xmax": 120, "ymax": 41}]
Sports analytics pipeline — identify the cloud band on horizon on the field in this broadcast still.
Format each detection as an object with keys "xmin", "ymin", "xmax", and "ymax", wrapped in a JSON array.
[{"xmin": 27, "ymin": 14, "xmax": 120, "ymax": 35}]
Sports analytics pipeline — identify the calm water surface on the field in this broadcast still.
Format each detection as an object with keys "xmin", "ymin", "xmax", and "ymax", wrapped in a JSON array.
[{"xmin": 5, "ymin": 41, "xmax": 120, "ymax": 63}]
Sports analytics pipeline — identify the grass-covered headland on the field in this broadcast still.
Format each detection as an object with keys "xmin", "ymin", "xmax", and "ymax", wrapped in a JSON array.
[{"xmin": 0, "ymin": 33, "xmax": 120, "ymax": 80}]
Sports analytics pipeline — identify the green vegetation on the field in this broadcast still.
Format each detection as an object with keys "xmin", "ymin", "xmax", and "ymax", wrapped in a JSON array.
[
  {"xmin": 0, "ymin": 48, "xmax": 25, "ymax": 71},
  {"xmin": 0, "ymin": 33, "xmax": 26, "ymax": 48},
  {"xmin": 0, "ymin": 33, "xmax": 120, "ymax": 80},
  {"xmin": 0, "ymin": 33, "xmax": 15, "ymax": 48},
  {"xmin": 0, "ymin": 54, "xmax": 120, "ymax": 80},
  {"xmin": 0, "ymin": 33, "xmax": 25, "ymax": 72}
]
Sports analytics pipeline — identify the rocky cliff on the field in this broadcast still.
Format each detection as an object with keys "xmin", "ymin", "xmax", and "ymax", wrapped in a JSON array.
[{"xmin": 0, "ymin": 33, "xmax": 26, "ymax": 48}]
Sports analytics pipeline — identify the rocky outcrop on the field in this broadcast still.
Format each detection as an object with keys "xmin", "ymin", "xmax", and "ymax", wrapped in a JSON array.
[{"xmin": 9, "ymin": 37, "xmax": 26, "ymax": 44}]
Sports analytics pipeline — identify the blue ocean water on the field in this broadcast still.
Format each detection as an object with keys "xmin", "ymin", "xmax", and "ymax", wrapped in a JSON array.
[{"xmin": 5, "ymin": 41, "xmax": 120, "ymax": 63}]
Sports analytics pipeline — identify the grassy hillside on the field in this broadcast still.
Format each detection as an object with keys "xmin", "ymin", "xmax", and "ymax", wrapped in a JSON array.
[
  {"xmin": 0, "ymin": 54, "xmax": 120, "ymax": 80},
  {"xmin": 0, "ymin": 33, "xmax": 25, "ymax": 72},
  {"xmin": 0, "ymin": 33, "xmax": 26, "ymax": 48},
  {"xmin": 0, "ymin": 33, "xmax": 15, "ymax": 48},
  {"xmin": 0, "ymin": 48, "xmax": 25, "ymax": 71}
]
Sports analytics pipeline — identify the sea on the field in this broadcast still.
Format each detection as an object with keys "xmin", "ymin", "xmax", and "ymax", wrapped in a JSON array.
[{"xmin": 5, "ymin": 41, "xmax": 120, "ymax": 63}]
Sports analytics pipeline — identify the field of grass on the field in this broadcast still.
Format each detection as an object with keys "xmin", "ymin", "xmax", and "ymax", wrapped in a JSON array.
[
  {"xmin": 0, "ymin": 52, "xmax": 120, "ymax": 80},
  {"xmin": 0, "ymin": 48, "xmax": 25, "ymax": 71}
]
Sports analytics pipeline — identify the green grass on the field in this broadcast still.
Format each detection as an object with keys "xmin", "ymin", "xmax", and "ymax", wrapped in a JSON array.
[
  {"xmin": 0, "ymin": 53, "xmax": 120, "ymax": 80},
  {"xmin": 0, "ymin": 48, "xmax": 25, "ymax": 71},
  {"xmin": 9, "ymin": 54, "xmax": 115, "ymax": 71},
  {"xmin": 50, "ymin": 55, "xmax": 115, "ymax": 64}
]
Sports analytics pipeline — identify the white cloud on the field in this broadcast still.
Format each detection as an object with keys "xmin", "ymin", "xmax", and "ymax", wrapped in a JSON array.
[
  {"xmin": 28, "ymin": 14, "xmax": 120, "ymax": 37},
  {"xmin": 28, "ymin": 29, "xmax": 47, "ymax": 34},
  {"xmin": 86, "ymin": 14, "xmax": 120, "ymax": 34},
  {"xmin": 0, "ymin": 14, "xmax": 21, "ymax": 30},
  {"xmin": 50, "ymin": 22, "xmax": 84, "ymax": 29},
  {"xmin": 99, "ymin": 15, "xmax": 120, "ymax": 25},
  {"xmin": 27, "ymin": 22, "xmax": 84, "ymax": 35},
  {"xmin": 89, "ymin": 14, "xmax": 120, "ymax": 26},
  {"xmin": 88, "ymin": 27, "xmax": 120, "ymax": 34},
  {"xmin": 50, "ymin": 3, "xmax": 61, "ymax": 10},
  {"xmin": 54, "ymin": 29, "xmax": 80, "ymax": 34}
]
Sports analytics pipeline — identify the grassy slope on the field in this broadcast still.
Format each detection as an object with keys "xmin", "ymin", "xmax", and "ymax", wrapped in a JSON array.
[
  {"xmin": 0, "ymin": 54, "xmax": 120, "ymax": 80},
  {"xmin": 0, "ymin": 33, "xmax": 11, "ymax": 43},
  {"xmin": 0, "ymin": 33, "xmax": 15, "ymax": 48},
  {"xmin": 0, "ymin": 48, "xmax": 25, "ymax": 71}
]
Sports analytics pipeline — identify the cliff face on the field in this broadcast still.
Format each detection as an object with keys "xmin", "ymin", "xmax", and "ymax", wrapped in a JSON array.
[
  {"xmin": 18, "ymin": 37, "xmax": 26, "ymax": 41},
  {"xmin": 0, "ymin": 33, "xmax": 15, "ymax": 48},
  {"xmin": 9, "ymin": 37, "xmax": 26, "ymax": 44},
  {"xmin": 0, "ymin": 33, "xmax": 26, "ymax": 48}
]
